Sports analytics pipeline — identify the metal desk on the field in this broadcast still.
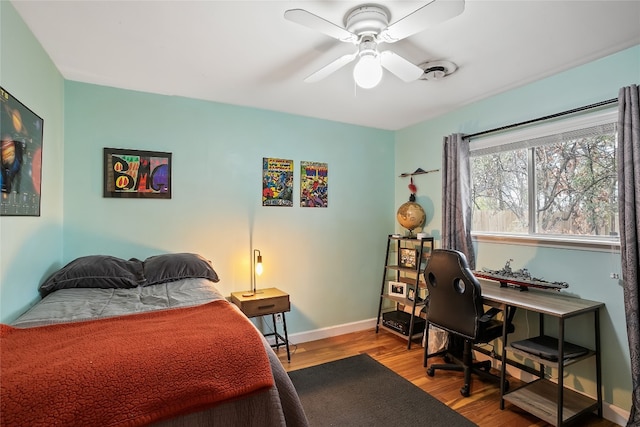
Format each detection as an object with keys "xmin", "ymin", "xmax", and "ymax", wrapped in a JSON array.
[{"xmin": 480, "ymin": 279, "xmax": 604, "ymax": 427}]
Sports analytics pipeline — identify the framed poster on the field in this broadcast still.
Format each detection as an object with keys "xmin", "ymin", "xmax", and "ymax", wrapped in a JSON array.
[
  {"xmin": 398, "ymin": 248, "xmax": 417, "ymax": 269},
  {"xmin": 300, "ymin": 161, "xmax": 328, "ymax": 207},
  {"xmin": 103, "ymin": 148, "xmax": 171, "ymax": 199},
  {"xmin": 262, "ymin": 157, "xmax": 293, "ymax": 207},
  {"xmin": 0, "ymin": 87, "xmax": 44, "ymax": 216}
]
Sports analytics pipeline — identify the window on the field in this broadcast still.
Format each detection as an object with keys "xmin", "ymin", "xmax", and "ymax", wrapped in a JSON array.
[{"xmin": 470, "ymin": 109, "xmax": 618, "ymax": 242}]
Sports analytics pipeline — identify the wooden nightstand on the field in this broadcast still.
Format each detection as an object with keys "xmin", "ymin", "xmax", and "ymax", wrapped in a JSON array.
[{"xmin": 230, "ymin": 287, "xmax": 291, "ymax": 362}]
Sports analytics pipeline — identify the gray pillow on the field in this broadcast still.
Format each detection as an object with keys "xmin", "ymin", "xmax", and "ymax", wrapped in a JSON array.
[
  {"xmin": 143, "ymin": 253, "xmax": 219, "ymax": 286},
  {"xmin": 39, "ymin": 255, "xmax": 145, "ymax": 297}
]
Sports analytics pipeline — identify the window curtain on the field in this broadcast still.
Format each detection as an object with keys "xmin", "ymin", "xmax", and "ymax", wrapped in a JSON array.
[
  {"xmin": 618, "ymin": 84, "xmax": 640, "ymax": 427},
  {"xmin": 442, "ymin": 133, "xmax": 475, "ymax": 269}
]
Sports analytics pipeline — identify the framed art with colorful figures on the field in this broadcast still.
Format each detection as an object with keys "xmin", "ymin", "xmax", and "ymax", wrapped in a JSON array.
[
  {"xmin": 300, "ymin": 161, "xmax": 328, "ymax": 207},
  {"xmin": 262, "ymin": 157, "xmax": 293, "ymax": 207},
  {"xmin": 103, "ymin": 148, "xmax": 172, "ymax": 199}
]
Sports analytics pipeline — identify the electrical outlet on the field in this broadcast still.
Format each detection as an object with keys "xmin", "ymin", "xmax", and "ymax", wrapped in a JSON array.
[
  {"xmin": 610, "ymin": 273, "xmax": 620, "ymax": 279},
  {"xmin": 275, "ymin": 313, "xmax": 283, "ymax": 323}
]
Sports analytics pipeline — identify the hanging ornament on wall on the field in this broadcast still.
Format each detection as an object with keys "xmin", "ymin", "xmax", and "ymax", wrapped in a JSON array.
[
  {"xmin": 408, "ymin": 176, "xmax": 417, "ymax": 194},
  {"xmin": 396, "ymin": 176, "xmax": 426, "ymax": 236}
]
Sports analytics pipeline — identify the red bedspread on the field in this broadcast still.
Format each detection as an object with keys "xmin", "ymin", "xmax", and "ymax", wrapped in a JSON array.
[{"xmin": 0, "ymin": 300, "xmax": 274, "ymax": 427}]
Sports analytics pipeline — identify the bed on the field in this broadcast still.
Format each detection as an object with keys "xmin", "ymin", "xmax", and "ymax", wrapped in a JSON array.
[{"xmin": 0, "ymin": 253, "xmax": 309, "ymax": 427}]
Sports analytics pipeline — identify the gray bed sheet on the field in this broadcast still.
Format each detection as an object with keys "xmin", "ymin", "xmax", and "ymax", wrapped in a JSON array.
[
  {"xmin": 12, "ymin": 278, "xmax": 227, "ymax": 328},
  {"xmin": 11, "ymin": 279, "xmax": 309, "ymax": 427}
]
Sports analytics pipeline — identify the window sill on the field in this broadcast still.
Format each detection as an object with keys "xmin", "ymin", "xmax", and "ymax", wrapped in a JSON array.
[{"xmin": 472, "ymin": 233, "xmax": 620, "ymax": 253}]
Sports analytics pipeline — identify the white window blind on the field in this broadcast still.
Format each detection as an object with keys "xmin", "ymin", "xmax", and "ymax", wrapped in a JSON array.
[{"xmin": 469, "ymin": 109, "xmax": 617, "ymax": 156}]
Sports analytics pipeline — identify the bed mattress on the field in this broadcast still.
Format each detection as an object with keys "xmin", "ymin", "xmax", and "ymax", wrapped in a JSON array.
[{"xmin": 8, "ymin": 277, "xmax": 308, "ymax": 427}]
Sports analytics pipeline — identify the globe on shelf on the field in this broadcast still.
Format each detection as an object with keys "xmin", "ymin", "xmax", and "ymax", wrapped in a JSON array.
[{"xmin": 396, "ymin": 194, "xmax": 426, "ymax": 236}]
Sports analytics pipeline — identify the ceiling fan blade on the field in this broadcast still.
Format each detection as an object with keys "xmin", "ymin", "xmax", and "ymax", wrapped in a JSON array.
[
  {"xmin": 379, "ymin": 51, "xmax": 424, "ymax": 82},
  {"xmin": 304, "ymin": 53, "xmax": 358, "ymax": 83},
  {"xmin": 284, "ymin": 9, "xmax": 358, "ymax": 43},
  {"xmin": 378, "ymin": 0, "xmax": 465, "ymax": 43}
]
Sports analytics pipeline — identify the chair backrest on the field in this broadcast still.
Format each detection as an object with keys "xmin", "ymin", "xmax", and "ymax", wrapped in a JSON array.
[{"xmin": 423, "ymin": 249, "xmax": 484, "ymax": 340}]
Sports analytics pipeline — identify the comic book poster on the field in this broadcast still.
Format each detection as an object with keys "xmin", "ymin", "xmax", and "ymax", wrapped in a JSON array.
[
  {"xmin": 262, "ymin": 157, "xmax": 293, "ymax": 207},
  {"xmin": 1, "ymin": 87, "xmax": 44, "ymax": 216},
  {"xmin": 300, "ymin": 161, "xmax": 328, "ymax": 208}
]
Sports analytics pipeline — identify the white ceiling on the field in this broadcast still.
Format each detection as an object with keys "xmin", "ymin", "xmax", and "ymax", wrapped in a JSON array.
[{"xmin": 10, "ymin": 0, "xmax": 640, "ymax": 131}]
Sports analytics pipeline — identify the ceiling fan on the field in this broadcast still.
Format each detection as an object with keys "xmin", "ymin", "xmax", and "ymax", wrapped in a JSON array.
[{"xmin": 284, "ymin": 0, "xmax": 465, "ymax": 89}]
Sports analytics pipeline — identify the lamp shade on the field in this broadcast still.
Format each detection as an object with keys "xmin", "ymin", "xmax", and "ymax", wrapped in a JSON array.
[{"xmin": 353, "ymin": 55, "xmax": 383, "ymax": 89}]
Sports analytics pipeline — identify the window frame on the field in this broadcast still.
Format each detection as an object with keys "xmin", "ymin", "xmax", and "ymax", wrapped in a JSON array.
[{"xmin": 469, "ymin": 108, "xmax": 619, "ymax": 251}]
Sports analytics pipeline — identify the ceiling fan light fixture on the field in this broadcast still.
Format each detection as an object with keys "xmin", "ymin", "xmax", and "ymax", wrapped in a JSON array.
[
  {"xmin": 285, "ymin": 1, "xmax": 466, "ymax": 87},
  {"xmin": 353, "ymin": 54, "xmax": 382, "ymax": 89}
]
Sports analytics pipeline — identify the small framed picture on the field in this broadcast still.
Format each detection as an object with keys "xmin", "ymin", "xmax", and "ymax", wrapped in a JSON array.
[
  {"xmin": 407, "ymin": 287, "xmax": 416, "ymax": 301},
  {"xmin": 389, "ymin": 281, "xmax": 406, "ymax": 298},
  {"xmin": 399, "ymin": 248, "xmax": 417, "ymax": 269}
]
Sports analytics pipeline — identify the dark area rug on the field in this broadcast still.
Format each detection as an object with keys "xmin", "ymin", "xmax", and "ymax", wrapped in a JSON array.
[{"xmin": 288, "ymin": 353, "xmax": 477, "ymax": 427}]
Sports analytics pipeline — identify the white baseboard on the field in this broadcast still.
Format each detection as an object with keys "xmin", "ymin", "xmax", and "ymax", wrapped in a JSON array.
[
  {"xmin": 604, "ymin": 404, "xmax": 631, "ymax": 426},
  {"xmin": 473, "ymin": 351, "xmax": 629, "ymax": 426},
  {"xmin": 287, "ymin": 317, "xmax": 378, "ymax": 345}
]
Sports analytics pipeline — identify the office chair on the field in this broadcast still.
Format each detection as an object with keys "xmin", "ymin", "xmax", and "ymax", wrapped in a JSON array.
[{"xmin": 422, "ymin": 249, "xmax": 513, "ymax": 397}]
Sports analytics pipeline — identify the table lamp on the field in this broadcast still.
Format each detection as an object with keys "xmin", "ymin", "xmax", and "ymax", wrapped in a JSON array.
[{"xmin": 250, "ymin": 249, "xmax": 263, "ymax": 295}]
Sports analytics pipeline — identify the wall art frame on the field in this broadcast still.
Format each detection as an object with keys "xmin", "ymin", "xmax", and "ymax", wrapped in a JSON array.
[
  {"xmin": 300, "ymin": 160, "xmax": 328, "ymax": 207},
  {"xmin": 0, "ymin": 86, "xmax": 44, "ymax": 216},
  {"xmin": 262, "ymin": 157, "xmax": 293, "ymax": 207},
  {"xmin": 398, "ymin": 248, "xmax": 417, "ymax": 269},
  {"xmin": 388, "ymin": 280, "xmax": 407, "ymax": 298},
  {"xmin": 103, "ymin": 147, "xmax": 172, "ymax": 199}
]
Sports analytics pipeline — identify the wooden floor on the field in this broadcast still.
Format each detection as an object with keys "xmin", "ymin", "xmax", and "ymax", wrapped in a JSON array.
[{"xmin": 274, "ymin": 328, "xmax": 618, "ymax": 427}]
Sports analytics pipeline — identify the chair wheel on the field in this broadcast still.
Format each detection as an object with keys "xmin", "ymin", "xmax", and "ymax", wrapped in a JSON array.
[
  {"xmin": 426, "ymin": 367, "xmax": 435, "ymax": 377},
  {"xmin": 443, "ymin": 354, "xmax": 453, "ymax": 363},
  {"xmin": 460, "ymin": 385, "xmax": 470, "ymax": 397}
]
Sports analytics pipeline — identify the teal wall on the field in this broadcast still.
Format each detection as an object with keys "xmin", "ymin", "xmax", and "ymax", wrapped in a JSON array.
[
  {"xmin": 395, "ymin": 45, "xmax": 639, "ymax": 414},
  {"xmin": 2, "ymin": 0, "xmax": 637, "ymax": 415},
  {"xmin": 62, "ymin": 81, "xmax": 395, "ymax": 334},
  {"xmin": 0, "ymin": 2, "xmax": 65, "ymax": 322}
]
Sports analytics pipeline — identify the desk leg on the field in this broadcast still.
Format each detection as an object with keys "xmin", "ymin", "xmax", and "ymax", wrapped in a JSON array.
[
  {"xmin": 499, "ymin": 305, "xmax": 512, "ymax": 410},
  {"xmin": 595, "ymin": 309, "xmax": 602, "ymax": 417},
  {"xmin": 557, "ymin": 318, "xmax": 565, "ymax": 427},
  {"xmin": 538, "ymin": 314, "xmax": 545, "ymax": 378}
]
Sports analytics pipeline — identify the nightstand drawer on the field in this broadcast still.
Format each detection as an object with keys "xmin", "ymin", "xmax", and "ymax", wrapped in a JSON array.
[
  {"xmin": 238, "ymin": 295, "xmax": 289, "ymax": 317},
  {"xmin": 230, "ymin": 288, "xmax": 290, "ymax": 318}
]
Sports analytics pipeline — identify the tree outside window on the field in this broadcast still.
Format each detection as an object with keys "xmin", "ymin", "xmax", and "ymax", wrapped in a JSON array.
[{"xmin": 471, "ymin": 119, "xmax": 618, "ymax": 240}]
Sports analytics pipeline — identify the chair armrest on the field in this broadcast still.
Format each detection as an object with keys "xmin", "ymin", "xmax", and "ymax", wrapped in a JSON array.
[{"xmin": 479, "ymin": 307, "xmax": 502, "ymax": 323}]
